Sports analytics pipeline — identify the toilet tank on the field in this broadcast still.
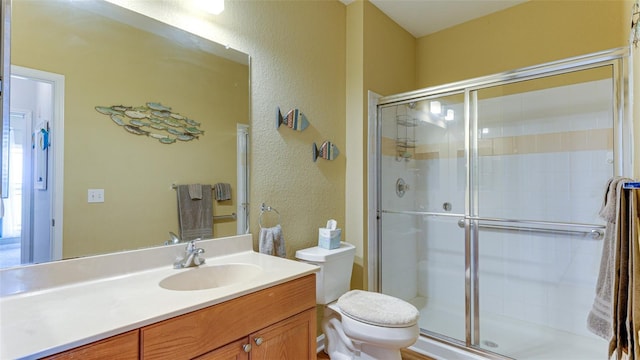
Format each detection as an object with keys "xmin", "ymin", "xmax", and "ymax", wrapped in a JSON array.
[{"xmin": 295, "ymin": 242, "xmax": 356, "ymax": 304}]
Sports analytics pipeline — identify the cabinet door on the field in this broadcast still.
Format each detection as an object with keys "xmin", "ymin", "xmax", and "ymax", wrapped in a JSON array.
[
  {"xmin": 42, "ymin": 330, "xmax": 139, "ymax": 360},
  {"xmin": 141, "ymin": 275, "xmax": 315, "ymax": 359},
  {"xmin": 194, "ymin": 338, "xmax": 249, "ymax": 360},
  {"xmin": 249, "ymin": 309, "xmax": 315, "ymax": 360}
]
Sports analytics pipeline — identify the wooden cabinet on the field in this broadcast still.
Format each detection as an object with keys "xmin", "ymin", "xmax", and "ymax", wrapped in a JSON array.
[
  {"xmin": 42, "ymin": 330, "xmax": 139, "ymax": 360},
  {"xmin": 44, "ymin": 275, "xmax": 316, "ymax": 360},
  {"xmin": 249, "ymin": 309, "xmax": 314, "ymax": 359},
  {"xmin": 194, "ymin": 338, "xmax": 249, "ymax": 360},
  {"xmin": 195, "ymin": 310, "xmax": 314, "ymax": 360},
  {"xmin": 141, "ymin": 274, "xmax": 316, "ymax": 359}
]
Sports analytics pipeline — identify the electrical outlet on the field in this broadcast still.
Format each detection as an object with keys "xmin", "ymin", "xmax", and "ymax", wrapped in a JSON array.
[{"xmin": 88, "ymin": 189, "xmax": 105, "ymax": 203}]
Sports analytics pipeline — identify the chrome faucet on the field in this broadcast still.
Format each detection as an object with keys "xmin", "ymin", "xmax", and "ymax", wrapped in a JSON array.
[
  {"xmin": 164, "ymin": 231, "xmax": 181, "ymax": 245},
  {"xmin": 174, "ymin": 240, "xmax": 206, "ymax": 268}
]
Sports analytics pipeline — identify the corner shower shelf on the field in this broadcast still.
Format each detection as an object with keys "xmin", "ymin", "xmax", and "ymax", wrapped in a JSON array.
[{"xmin": 396, "ymin": 114, "xmax": 417, "ymax": 161}]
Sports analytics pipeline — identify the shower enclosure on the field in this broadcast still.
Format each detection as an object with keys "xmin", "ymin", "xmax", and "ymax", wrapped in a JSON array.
[{"xmin": 371, "ymin": 48, "xmax": 632, "ymax": 360}]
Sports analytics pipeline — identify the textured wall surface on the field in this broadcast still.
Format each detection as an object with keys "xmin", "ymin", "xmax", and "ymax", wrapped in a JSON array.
[{"xmin": 110, "ymin": 0, "xmax": 347, "ymax": 257}]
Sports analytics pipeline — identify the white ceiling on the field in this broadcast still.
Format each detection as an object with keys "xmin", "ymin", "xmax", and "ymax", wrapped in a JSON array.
[{"xmin": 359, "ymin": 0, "xmax": 527, "ymax": 38}]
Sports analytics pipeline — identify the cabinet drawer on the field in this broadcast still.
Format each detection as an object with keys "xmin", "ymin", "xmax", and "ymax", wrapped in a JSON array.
[{"xmin": 141, "ymin": 274, "xmax": 315, "ymax": 359}]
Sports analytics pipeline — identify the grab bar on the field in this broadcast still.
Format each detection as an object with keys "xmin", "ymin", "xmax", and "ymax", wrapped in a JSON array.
[{"xmin": 456, "ymin": 218, "xmax": 604, "ymax": 240}]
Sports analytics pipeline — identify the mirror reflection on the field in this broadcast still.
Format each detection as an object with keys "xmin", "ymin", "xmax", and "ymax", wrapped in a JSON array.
[{"xmin": 0, "ymin": 0, "xmax": 250, "ymax": 268}]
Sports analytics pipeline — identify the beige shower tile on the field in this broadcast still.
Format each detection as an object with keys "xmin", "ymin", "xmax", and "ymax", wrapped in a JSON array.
[
  {"xmin": 535, "ymin": 132, "xmax": 563, "ymax": 152},
  {"xmin": 492, "ymin": 137, "xmax": 514, "ymax": 155},
  {"xmin": 586, "ymin": 128, "xmax": 613, "ymax": 150},
  {"xmin": 514, "ymin": 134, "xmax": 536, "ymax": 154},
  {"xmin": 562, "ymin": 131, "xmax": 588, "ymax": 151}
]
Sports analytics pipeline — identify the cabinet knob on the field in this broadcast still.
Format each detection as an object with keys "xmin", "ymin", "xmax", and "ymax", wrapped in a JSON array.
[
  {"xmin": 242, "ymin": 344, "xmax": 252, "ymax": 352},
  {"xmin": 254, "ymin": 337, "xmax": 264, "ymax": 346}
]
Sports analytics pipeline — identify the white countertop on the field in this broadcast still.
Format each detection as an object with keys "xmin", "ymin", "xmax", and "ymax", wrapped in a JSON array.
[{"xmin": 0, "ymin": 234, "xmax": 319, "ymax": 359}]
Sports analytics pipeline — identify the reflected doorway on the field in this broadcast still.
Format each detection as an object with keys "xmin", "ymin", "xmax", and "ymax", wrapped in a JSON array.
[{"xmin": 0, "ymin": 67, "xmax": 64, "ymax": 268}]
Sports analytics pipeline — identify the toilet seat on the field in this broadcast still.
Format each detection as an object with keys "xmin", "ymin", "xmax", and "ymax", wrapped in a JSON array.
[{"xmin": 337, "ymin": 290, "xmax": 419, "ymax": 328}]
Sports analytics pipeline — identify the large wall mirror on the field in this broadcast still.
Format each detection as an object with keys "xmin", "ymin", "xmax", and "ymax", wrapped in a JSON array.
[{"xmin": 0, "ymin": 0, "xmax": 250, "ymax": 269}]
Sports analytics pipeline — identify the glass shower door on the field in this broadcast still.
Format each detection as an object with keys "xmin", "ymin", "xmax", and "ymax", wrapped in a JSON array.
[
  {"xmin": 470, "ymin": 66, "xmax": 614, "ymax": 358},
  {"xmin": 378, "ymin": 94, "xmax": 466, "ymax": 342}
]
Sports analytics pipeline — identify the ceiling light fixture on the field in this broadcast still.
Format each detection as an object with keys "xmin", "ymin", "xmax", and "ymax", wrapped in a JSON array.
[
  {"xmin": 430, "ymin": 101, "xmax": 441, "ymax": 115},
  {"xmin": 445, "ymin": 109, "xmax": 454, "ymax": 121}
]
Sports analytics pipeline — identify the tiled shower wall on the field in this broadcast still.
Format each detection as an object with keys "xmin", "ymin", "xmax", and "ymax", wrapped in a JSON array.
[{"xmin": 381, "ymin": 79, "xmax": 612, "ymax": 338}]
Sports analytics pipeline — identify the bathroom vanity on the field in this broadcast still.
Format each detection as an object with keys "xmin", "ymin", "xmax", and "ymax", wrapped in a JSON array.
[{"xmin": 0, "ymin": 234, "xmax": 319, "ymax": 359}]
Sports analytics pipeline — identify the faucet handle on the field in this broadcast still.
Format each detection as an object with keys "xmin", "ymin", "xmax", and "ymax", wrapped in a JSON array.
[
  {"xmin": 186, "ymin": 240, "xmax": 197, "ymax": 251},
  {"xmin": 193, "ymin": 248, "xmax": 206, "ymax": 266}
]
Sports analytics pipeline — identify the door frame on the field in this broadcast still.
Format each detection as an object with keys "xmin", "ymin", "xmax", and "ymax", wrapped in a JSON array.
[{"xmin": 11, "ymin": 65, "xmax": 64, "ymax": 261}]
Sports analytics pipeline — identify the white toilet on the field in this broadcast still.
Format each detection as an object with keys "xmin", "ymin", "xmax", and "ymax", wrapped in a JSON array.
[{"xmin": 296, "ymin": 242, "xmax": 419, "ymax": 360}]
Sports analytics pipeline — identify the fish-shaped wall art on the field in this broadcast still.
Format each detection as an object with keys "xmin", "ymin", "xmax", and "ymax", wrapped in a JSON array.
[
  {"xmin": 312, "ymin": 141, "xmax": 340, "ymax": 162},
  {"xmin": 94, "ymin": 102, "xmax": 204, "ymax": 144},
  {"xmin": 276, "ymin": 107, "xmax": 309, "ymax": 131}
]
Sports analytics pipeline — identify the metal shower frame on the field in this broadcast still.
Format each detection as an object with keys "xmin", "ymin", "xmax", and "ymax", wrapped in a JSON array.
[{"xmin": 369, "ymin": 47, "xmax": 632, "ymax": 359}]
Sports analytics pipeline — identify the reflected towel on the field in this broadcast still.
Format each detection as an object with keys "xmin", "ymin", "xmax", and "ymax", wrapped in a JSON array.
[
  {"xmin": 177, "ymin": 184, "xmax": 213, "ymax": 241},
  {"xmin": 258, "ymin": 224, "xmax": 285, "ymax": 258},
  {"xmin": 188, "ymin": 184, "xmax": 202, "ymax": 200},
  {"xmin": 214, "ymin": 183, "xmax": 232, "ymax": 201}
]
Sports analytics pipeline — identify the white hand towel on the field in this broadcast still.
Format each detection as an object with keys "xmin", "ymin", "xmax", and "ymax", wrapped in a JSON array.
[{"xmin": 258, "ymin": 224, "xmax": 286, "ymax": 258}]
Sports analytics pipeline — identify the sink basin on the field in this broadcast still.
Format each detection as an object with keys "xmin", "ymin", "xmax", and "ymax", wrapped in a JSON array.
[{"xmin": 159, "ymin": 263, "xmax": 263, "ymax": 291}]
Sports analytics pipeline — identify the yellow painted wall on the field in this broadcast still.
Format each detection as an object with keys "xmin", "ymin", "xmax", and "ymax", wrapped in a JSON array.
[
  {"xmin": 345, "ymin": 1, "xmax": 366, "ymax": 290},
  {"xmin": 362, "ymin": 2, "xmax": 416, "ymax": 96},
  {"xmin": 345, "ymin": 1, "xmax": 416, "ymax": 290},
  {"xmin": 417, "ymin": 0, "xmax": 630, "ymax": 87},
  {"xmin": 110, "ymin": 0, "xmax": 347, "ymax": 259},
  {"xmin": 12, "ymin": 1, "xmax": 246, "ymax": 258}
]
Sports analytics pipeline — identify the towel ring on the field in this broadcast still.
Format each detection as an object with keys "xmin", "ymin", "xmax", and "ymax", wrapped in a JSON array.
[{"xmin": 259, "ymin": 203, "xmax": 281, "ymax": 228}]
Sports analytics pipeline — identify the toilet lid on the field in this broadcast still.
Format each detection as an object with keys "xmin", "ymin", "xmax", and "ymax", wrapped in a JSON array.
[{"xmin": 337, "ymin": 290, "xmax": 419, "ymax": 328}]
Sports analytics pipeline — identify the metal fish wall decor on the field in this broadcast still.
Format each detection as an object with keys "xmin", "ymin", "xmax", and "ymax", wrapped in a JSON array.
[
  {"xmin": 95, "ymin": 102, "xmax": 204, "ymax": 144},
  {"xmin": 312, "ymin": 141, "xmax": 340, "ymax": 162},
  {"xmin": 276, "ymin": 107, "xmax": 309, "ymax": 131}
]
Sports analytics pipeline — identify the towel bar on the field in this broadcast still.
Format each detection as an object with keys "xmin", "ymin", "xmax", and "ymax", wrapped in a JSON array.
[
  {"xmin": 171, "ymin": 184, "xmax": 219, "ymax": 191},
  {"xmin": 259, "ymin": 203, "xmax": 281, "ymax": 228},
  {"xmin": 214, "ymin": 213, "xmax": 236, "ymax": 221},
  {"xmin": 456, "ymin": 219, "xmax": 604, "ymax": 240}
]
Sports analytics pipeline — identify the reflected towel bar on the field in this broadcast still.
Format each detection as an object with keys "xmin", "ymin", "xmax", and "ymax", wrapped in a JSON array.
[
  {"xmin": 456, "ymin": 219, "xmax": 604, "ymax": 240},
  {"xmin": 171, "ymin": 183, "xmax": 215, "ymax": 190},
  {"xmin": 214, "ymin": 213, "xmax": 237, "ymax": 221},
  {"xmin": 171, "ymin": 184, "xmax": 236, "ymax": 221}
]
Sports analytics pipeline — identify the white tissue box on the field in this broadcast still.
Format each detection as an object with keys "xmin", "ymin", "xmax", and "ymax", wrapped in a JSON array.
[{"xmin": 318, "ymin": 228, "xmax": 341, "ymax": 249}]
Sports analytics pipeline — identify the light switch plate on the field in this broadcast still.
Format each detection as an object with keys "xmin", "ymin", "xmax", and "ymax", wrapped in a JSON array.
[{"xmin": 88, "ymin": 189, "xmax": 104, "ymax": 203}]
